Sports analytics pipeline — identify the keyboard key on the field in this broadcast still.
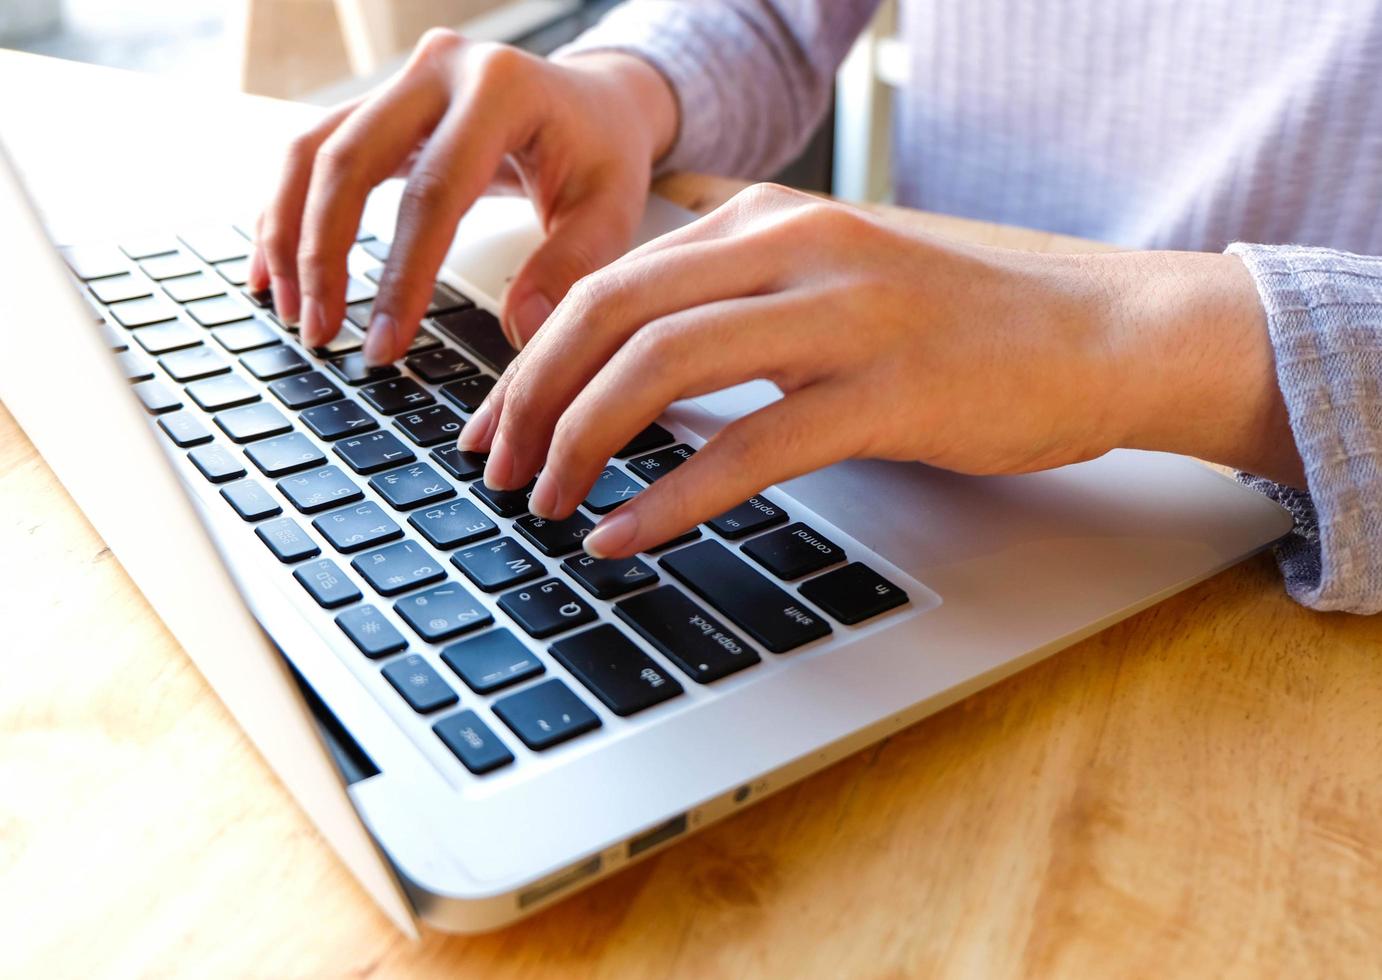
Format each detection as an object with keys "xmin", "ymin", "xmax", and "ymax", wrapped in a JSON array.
[
  {"xmin": 179, "ymin": 226, "xmax": 249, "ymax": 264},
  {"xmin": 116, "ymin": 349, "xmax": 154, "ymax": 382},
  {"xmin": 220, "ymin": 479, "xmax": 281, "ymax": 521},
  {"xmin": 645, "ymin": 527, "xmax": 702, "ymax": 552},
  {"xmin": 406, "ymin": 347, "xmax": 476, "ymax": 384},
  {"xmin": 186, "ymin": 295, "xmax": 253, "ymax": 327},
  {"xmin": 293, "ymin": 558, "xmax": 362, "ymax": 609},
  {"xmin": 301, "ymin": 398, "xmax": 378, "ymax": 441},
  {"xmin": 256, "ymin": 516, "xmax": 320, "ymax": 562},
  {"xmin": 317, "ymin": 325, "xmax": 368, "ymax": 357},
  {"xmin": 269, "ymin": 370, "xmax": 341, "ymax": 410},
  {"xmin": 708, "ymin": 496, "xmax": 788, "ymax": 539},
  {"xmin": 215, "ymin": 257, "xmax": 250, "ymax": 286},
  {"xmin": 213, "ymin": 402, "xmax": 292, "ymax": 444},
  {"xmin": 492, "ymin": 678, "xmax": 600, "ymax": 751},
  {"xmin": 660, "ymin": 541, "xmax": 830, "ymax": 653},
  {"xmin": 617, "ymin": 422, "xmax": 674, "ymax": 459},
  {"xmin": 439, "ymin": 375, "xmax": 495, "ymax": 414},
  {"xmin": 407, "ymin": 327, "xmax": 443, "ymax": 353},
  {"xmin": 513, "ymin": 512, "xmax": 595, "ymax": 557},
  {"xmin": 139, "ymin": 251, "xmax": 200, "ymax": 281},
  {"xmin": 325, "ymin": 352, "xmax": 400, "ymax": 387},
  {"xmin": 440, "ymin": 629, "xmax": 543, "ymax": 694},
  {"xmin": 451, "ymin": 536, "xmax": 543, "ymax": 593},
  {"xmin": 470, "ymin": 479, "xmax": 531, "ymax": 518},
  {"xmin": 394, "ymin": 405, "xmax": 465, "ymax": 447},
  {"xmin": 335, "ymin": 604, "xmax": 407, "ymax": 658},
  {"xmin": 433, "ymin": 710, "xmax": 514, "ymax": 774},
  {"xmin": 120, "ymin": 236, "xmax": 178, "ymax": 261},
  {"xmin": 432, "ymin": 307, "xmax": 514, "ymax": 373},
  {"xmin": 616, "ymin": 586, "xmax": 759, "ymax": 683},
  {"xmin": 427, "ymin": 283, "xmax": 472, "ymax": 315},
  {"xmin": 244, "ymin": 432, "xmax": 326, "ymax": 477},
  {"xmin": 90, "ymin": 273, "xmax": 152, "ymax": 305},
  {"xmin": 131, "ymin": 320, "xmax": 200, "ymax": 354},
  {"xmin": 111, "ymin": 295, "xmax": 179, "ymax": 327},
  {"xmin": 430, "ymin": 444, "xmax": 485, "ymax": 481},
  {"xmin": 333, "ymin": 431, "xmax": 415, "ymax": 474},
  {"xmin": 157, "ymin": 410, "xmax": 212, "ymax": 447},
  {"xmin": 382, "ymin": 654, "xmax": 458, "ymax": 714},
  {"xmin": 188, "ymin": 441, "xmax": 245, "ymax": 482},
  {"xmin": 627, "ymin": 444, "xmax": 695, "ymax": 483},
  {"xmin": 241, "ymin": 345, "xmax": 308, "ymax": 381},
  {"xmin": 159, "ymin": 345, "xmax": 228, "ymax": 382},
  {"xmin": 162, "ymin": 272, "xmax": 225, "ymax": 303},
  {"xmin": 352, "ymin": 540, "xmax": 445, "ymax": 596},
  {"xmin": 798, "ymin": 562, "xmax": 909, "ymax": 625},
  {"xmin": 186, "ymin": 373, "xmax": 260, "ymax": 412},
  {"xmin": 211, "ymin": 319, "xmax": 279, "ymax": 353},
  {"xmin": 369, "ymin": 462, "xmax": 454, "ymax": 510},
  {"xmin": 313, "ymin": 500, "xmax": 403, "ymax": 553},
  {"xmin": 551, "ymin": 624, "xmax": 683, "ymax": 716},
  {"xmin": 361, "ymin": 377, "xmax": 434, "ymax": 415},
  {"xmin": 61, "ymin": 244, "xmax": 127, "ymax": 280},
  {"xmin": 133, "ymin": 378, "xmax": 182, "ymax": 414},
  {"xmin": 409, "ymin": 499, "xmax": 497, "ymax": 549},
  {"xmin": 560, "ymin": 554, "xmax": 658, "ymax": 600},
  {"xmin": 582, "ymin": 466, "xmax": 643, "ymax": 514},
  {"xmin": 742, "ymin": 522, "xmax": 846, "ymax": 580},
  {"xmin": 344, "ymin": 300, "xmax": 375, "ymax": 329},
  {"xmin": 277, "ymin": 465, "xmax": 364, "ymax": 513},
  {"xmin": 344, "ymin": 276, "xmax": 376, "ymax": 305},
  {"xmin": 393, "ymin": 581, "xmax": 493, "ymax": 642},
  {"xmin": 360, "ymin": 238, "xmax": 389, "ymax": 262},
  {"xmin": 498, "ymin": 578, "xmax": 596, "ymax": 638}
]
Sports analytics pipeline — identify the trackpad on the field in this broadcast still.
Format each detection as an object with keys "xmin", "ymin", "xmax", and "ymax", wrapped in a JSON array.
[{"xmin": 693, "ymin": 380, "xmax": 782, "ymax": 419}]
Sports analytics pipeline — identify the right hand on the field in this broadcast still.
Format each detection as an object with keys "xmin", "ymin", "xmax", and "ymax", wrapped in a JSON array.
[{"xmin": 246, "ymin": 29, "xmax": 677, "ymax": 364}]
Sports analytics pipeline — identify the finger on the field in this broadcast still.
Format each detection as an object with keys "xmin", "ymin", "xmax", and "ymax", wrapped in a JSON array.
[
  {"xmin": 583, "ymin": 384, "xmax": 857, "ymax": 557},
  {"xmin": 247, "ymin": 212, "xmax": 268, "ymax": 292}
]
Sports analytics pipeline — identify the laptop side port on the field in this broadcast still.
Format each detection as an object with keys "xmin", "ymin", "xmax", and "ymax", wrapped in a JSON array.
[
  {"xmin": 627, "ymin": 813, "xmax": 688, "ymax": 858},
  {"xmin": 517, "ymin": 855, "xmax": 602, "ymax": 910}
]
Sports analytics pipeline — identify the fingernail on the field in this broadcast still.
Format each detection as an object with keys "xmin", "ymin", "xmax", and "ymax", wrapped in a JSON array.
[
  {"xmin": 584, "ymin": 510, "xmax": 638, "ymax": 559},
  {"xmin": 363, "ymin": 314, "xmax": 397, "ymax": 367},
  {"xmin": 483, "ymin": 432, "xmax": 515, "ymax": 489},
  {"xmin": 511, "ymin": 292, "xmax": 553, "ymax": 348},
  {"xmin": 529, "ymin": 471, "xmax": 560, "ymax": 519},
  {"xmin": 458, "ymin": 399, "xmax": 495, "ymax": 451},
  {"xmin": 299, "ymin": 297, "xmax": 324, "ymax": 347},
  {"xmin": 272, "ymin": 276, "xmax": 300, "ymax": 326}
]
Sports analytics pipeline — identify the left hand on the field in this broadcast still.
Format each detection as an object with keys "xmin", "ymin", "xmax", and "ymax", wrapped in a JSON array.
[{"xmin": 457, "ymin": 182, "xmax": 1300, "ymax": 558}]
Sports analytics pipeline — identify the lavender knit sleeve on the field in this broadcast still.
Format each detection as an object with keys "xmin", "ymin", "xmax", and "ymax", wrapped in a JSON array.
[
  {"xmin": 553, "ymin": 0, "xmax": 881, "ymax": 178},
  {"xmin": 1228, "ymin": 243, "xmax": 1382, "ymax": 613}
]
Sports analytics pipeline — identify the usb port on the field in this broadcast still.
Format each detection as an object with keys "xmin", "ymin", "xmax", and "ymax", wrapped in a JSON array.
[{"xmin": 627, "ymin": 813, "xmax": 687, "ymax": 858}]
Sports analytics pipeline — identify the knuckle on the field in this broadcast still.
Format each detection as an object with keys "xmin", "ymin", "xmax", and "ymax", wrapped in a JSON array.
[
  {"xmin": 627, "ymin": 317, "xmax": 688, "ymax": 365},
  {"xmin": 312, "ymin": 139, "xmax": 358, "ymax": 189},
  {"xmin": 283, "ymin": 133, "xmax": 319, "ymax": 170},
  {"xmin": 413, "ymin": 27, "xmax": 464, "ymax": 64},
  {"xmin": 469, "ymin": 43, "xmax": 531, "ymax": 88},
  {"xmin": 399, "ymin": 169, "xmax": 451, "ymax": 215}
]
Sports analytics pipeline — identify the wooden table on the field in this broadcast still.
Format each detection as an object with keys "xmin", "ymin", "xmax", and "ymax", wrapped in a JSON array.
[{"xmin": 5, "ymin": 53, "xmax": 1382, "ymax": 979}]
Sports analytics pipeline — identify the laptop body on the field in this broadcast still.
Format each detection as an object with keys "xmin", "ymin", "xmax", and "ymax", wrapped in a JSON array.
[{"xmin": 0, "ymin": 87, "xmax": 1292, "ymax": 931}]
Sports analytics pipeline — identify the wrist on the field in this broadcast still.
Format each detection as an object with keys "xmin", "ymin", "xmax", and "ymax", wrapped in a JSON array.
[{"xmin": 554, "ymin": 51, "xmax": 678, "ymax": 167}]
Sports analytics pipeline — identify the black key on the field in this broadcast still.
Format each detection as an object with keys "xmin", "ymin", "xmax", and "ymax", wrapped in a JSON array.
[
  {"xmin": 316, "ymin": 326, "xmax": 365, "ymax": 357},
  {"xmin": 439, "ymin": 375, "xmax": 495, "ymax": 414},
  {"xmin": 431, "ymin": 444, "xmax": 485, "ymax": 481},
  {"xmin": 335, "ymin": 604, "xmax": 407, "ymax": 659},
  {"xmin": 582, "ymin": 466, "xmax": 643, "ymax": 514},
  {"xmin": 428, "ymin": 283, "xmax": 472, "ymax": 315},
  {"xmin": 179, "ymin": 226, "xmax": 249, "ymax": 264},
  {"xmin": 115, "ymin": 349, "xmax": 154, "ymax": 382},
  {"xmin": 351, "ymin": 540, "xmax": 445, "ymax": 596},
  {"xmin": 551, "ymin": 624, "xmax": 683, "ymax": 716},
  {"xmin": 131, "ymin": 321, "xmax": 200, "ymax": 354},
  {"xmin": 492, "ymin": 678, "xmax": 600, "ymax": 751},
  {"xmin": 185, "ymin": 295, "xmax": 253, "ymax": 327},
  {"xmin": 498, "ymin": 578, "xmax": 596, "ymax": 638},
  {"xmin": 277, "ymin": 465, "xmax": 364, "ymax": 513},
  {"xmin": 313, "ymin": 500, "xmax": 403, "ymax": 553},
  {"xmin": 406, "ymin": 347, "xmax": 476, "ymax": 384},
  {"xmin": 244, "ymin": 286, "xmax": 274, "ymax": 310},
  {"xmin": 186, "ymin": 374, "xmax": 259, "ymax": 412},
  {"xmin": 369, "ymin": 461, "xmax": 454, "ymax": 510},
  {"xmin": 293, "ymin": 558, "xmax": 363, "ymax": 609},
  {"xmin": 301, "ymin": 399, "xmax": 378, "ymax": 441},
  {"xmin": 513, "ymin": 512, "xmax": 595, "ymax": 557},
  {"xmin": 616, "ymin": 422, "xmax": 675, "ymax": 459},
  {"xmin": 241, "ymin": 345, "xmax": 309, "ymax": 381},
  {"xmin": 382, "ymin": 654, "xmax": 459, "ymax": 714},
  {"xmin": 451, "ymin": 536, "xmax": 543, "ymax": 593},
  {"xmin": 269, "ymin": 371, "xmax": 341, "ymax": 410},
  {"xmin": 61, "ymin": 244, "xmax": 127, "ymax": 280},
  {"xmin": 324, "ymin": 352, "xmax": 400, "ymax": 387},
  {"xmin": 159, "ymin": 345, "xmax": 228, "ymax": 382},
  {"xmin": 742, "ymin": 522, "xmax": 846, "ymax": 580},
  {"xmin": 660, "ymin": 541, "xmax": 831, "ymax": 653},
  {"xmin": 470, "ymin": 479, "xmax": 531, "ymax": 518},
  {"xmin": 441, "ymin": 628, "xmax": 543, "ymax": 694},
  {"xmin": 333, "ymin": 431, "xmax": 415, "ymax": 474},
  {"xmin": 215, "ymin": 257, "xmax": 250, "ymax": 286},
  {"xmin": 798, "ymin": 562, "xmax": 910, "ymax": 625},
  {"xmin": 188, "ymin": 441, "xmax": 245, "ymax": 483},
  {"xmin": 344, "ymin": 300, "xmax": 375, "ymax": 329},
  {"xmin": 140, "ymin": 252, "xmax": 200, "ymax": 281},
  {"xmin": 211, "ymin": 319, "xmax": 279, "ymax": 353},
  {"xmin": 255, "ymin": 516, "xmax": 320, "ymax": 563},
  {"xmin": 162, "ymin": 272, "xmax": 225, "ymax": 303},
  {"xmin": 433, "ymin": 710, "xmax": 514, "ymax": 775},
  {"xmin": 214, "ymin": 402, "xmax": 292, "ymax": 444},
  {"xmin": 708, "ymin": 496, "xmax": 788, "ymax": 539},
  {"xmin": 220, "ymin": 479, "xmax": 281, "ymax": 521},
  {"xmin": 244, "ymin": 432, "xmax": 326, "ymax": 477},
  {"xmin": 157, "ymin": 410, "xmax": 212, "ymax": 447},
  {"xmin": 432, "ymin": 307, "xmax": 514, "ymax": 373},
  {"xmin": 627, "ymin": 444, "xmax": 696, "ymax": 483},
  {"xmin": 394, "ymin": 405, "xmax": 465, "ymax": 447},
  {"xmin": 90, "ymin": 273, "xmax": 151, "ymax": 305},
  {"xmin": 561, "ymin": 554, "xmax": 658, "ymax": 600},
  {"xmin": 133, "ymin": 378, "xmax": 182, "ymax": 414},
  {"xmin": 409, "ymin": 499, "xmax": 497, "ymax": 550},
  {"xmin": 616, "ymin": 586, "xmax": 759, "ymax": 683},
  {"xmin": 360, "ymin": 377, "xmax": 434, "ymax": 415},
  {"xmin": 393, "ymin": 581, "xmax": 493, "ymax": 642},
  {"xmin": 645, "ymin": 527, "xmax": 702, "ymax": 552},
  {"xmin": 407, "ymin": 328, "xmax": 443, "ymax": 354}
]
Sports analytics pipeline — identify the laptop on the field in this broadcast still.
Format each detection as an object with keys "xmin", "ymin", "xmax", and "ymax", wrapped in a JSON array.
[{"xmin": 0, "ymin": 127, "xmax": 1292, "ymax": 931}]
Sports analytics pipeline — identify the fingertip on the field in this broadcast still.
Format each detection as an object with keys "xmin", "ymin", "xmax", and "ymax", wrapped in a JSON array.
[
  {"xmin": 457, "ymin": 399, "xmax": 495, "ymax": 451},
  {"xmin": 362, "ymin": 314, "xmax": 398, "ymax": 367},
  {"xmin": 272, "ymin": 276, "xmax": 300, "ymax": 326},
  {"xmin": 583, "ymin": 509, "xmax": 638, "ymax": 559},
  {"xmin": 505, "ymin": 290, "xmax": 553, "ymax": 348}
]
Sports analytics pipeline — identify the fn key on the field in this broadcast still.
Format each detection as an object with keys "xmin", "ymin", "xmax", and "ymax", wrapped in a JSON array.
[{"xmin": 798, "ymin": 562, "xmax": 909, "ymax": 624}]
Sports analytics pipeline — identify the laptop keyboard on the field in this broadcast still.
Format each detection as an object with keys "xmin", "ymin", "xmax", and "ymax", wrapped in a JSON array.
[{"xmin": 66, "ymin": 226, "xmax": 920, "ymax": 780}]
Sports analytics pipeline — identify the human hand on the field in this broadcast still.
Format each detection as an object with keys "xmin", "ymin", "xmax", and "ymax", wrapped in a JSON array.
[
  {"xmin": 247, "ymin": 29, "xmax": 677, "ymax": 363},
  {"xmin": 457, "ymin": 183, "xmax": 1301, "ymax": 558}
]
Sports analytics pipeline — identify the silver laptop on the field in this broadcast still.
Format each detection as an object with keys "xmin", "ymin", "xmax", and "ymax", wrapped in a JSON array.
[{"xmin": 0, "ymin": 140, "xmax": 1292, "ymax": 932}]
